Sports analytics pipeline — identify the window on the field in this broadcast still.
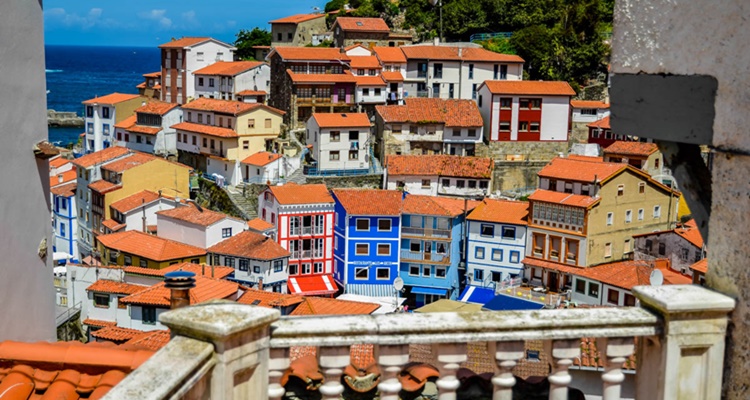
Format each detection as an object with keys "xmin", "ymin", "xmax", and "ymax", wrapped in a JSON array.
[
  {"xmin": 624, "ymin": 293, "xmax": 636, "ymax": 307},
  {"xmin": 575, "ymin": 280, "xmax": 586, "ymax": 294},
  {"xmin": 581, "ymin": 108, "xmax": 597, "ymax": 116},
  {"xmin": 480, "ymin": 224, "xmax": 494, "ymax": 237},
  {"xmin": 474, "ymin": 269, "xmax": 484, "ymax": 281},
  {"xmin": 530, "ymin": 99, "xmax": 541, "ymax": 109},
  {"xmin": 123, "ymin": 255, "xmax": 132, "ymax": 265},
  {"xmin": 348, "ymin": 150, "xmax": 358, "ymax": 160},
  {"xmin": 441, "ymin": 179, "xmax": 450, "ymax": 187},
  {"xmin": 456, "ymin": 180, "xmax": 465, "ymax": 188},
  {"xmin": 222, "ymin": 228, "xmax": 232, "ymax": 238},
  {"xmin": 588, "ymin": 282, "xmax": 600, "ymax": 297},
  {"xmin": 468, "ymin": 129, "xmax": 477, "ymax": 137},
  {"xmin": 638, "ymin": 208, "xmax": 644, "ymax": 221},
  {"xmin": 417, "ymin": 62, "xmax": 427, "ymax": 78},
  {"xmin": 475, "ymin": 247, "xmax": 485, "ymax": 259},
  {"xmin": 653, "ymin": 205, "xmax": 662, "ymax": 218},
  {"xmin": 658, "ymin": 243, "xmax": 666, "ymax": 256},
  {"xmin": 468, "ymin": 64, "xmax": 474, "ymax": 79},
  {"xmin": 355, "ymin": 267, "xmax": 368, "ymax": 280},
  {"xmin": 510, "ymin": 251, "xmax": 520, "ymax": 263},
  {"xmin": 500, "ymin": 98, "xmax": 511, "ymax": 109},
  {"xmin": 605, "ymin": 243, "xmax": 612, "ymax": 258},
  {"xmin": 224, "ymin": 257, "xmax": 235, "ymax": 268},
  {"xmin": 468, "ymin": 180, "xmax": 477, "ymax": 189},
  {"xmin": 617, "ymin": 185, "xmax": 625, "ymax": 196},
  {"xmin": 374, "ymin": 88, "xmax": 381, "ymax": 96},
  {"xmin": 203, "ymin": 138, "xmax": 208, "ymax": 147},
  {"xmin": 93, "ymin": 293, "xmax": 109, "ymax": 308},
  {"xmin": 624, "ymin": 239, "xmax": 632, "ymax": 253},
  {"xmin": 329, "ymin": 131, "xmax": 340, "ymax": 142},
  {"xmin": 606, "ymin": 212, "xmax": 613, "ymax": 225},
  {"xmin": 265, "ymin": 118, "xmax": 272, "ymax": 129},
  {"xmin": 378, "ymin": 219, "xmax": 391, "ymax": 231},
  {"xmin": 654, "ymin": 158, "xmax": 660, "ymax": 169},
  {"xmin": 209, "ymin": 78, "xmax": 215, "ymax": 87},
  {"xmin": 409, "ymin": 265, "xmax": 420, "ymax": 276},
  {"xmin": 347, "ymin": 216, "xmax": 369, "ymax": 232},
  {"xmin": 478, "ymin": 95, "xmax": 482, "ymax": 107},
  {"xmin": 436, "ymin": 267, "xmax": 446, "ymax": 278},
  {"xmin": 248, "ymin": 119, "xmax": 255, "ymax": 129},
  {"xmin": 86, "ymin": 106, "xmax": 94, "ymax": 117},
  {"xmin": 421, "ymin": 265, "xmax": 431, "ymax": 277},
  {"xmin": 421, "ymin": 179, "xmax": 431, "ymax": 188},
  {"xmin": 329, "ymin": 151, "xmax": 340, "ymax": 161},
  {"xmin": 625, "ymin": 210, "xmax": 632, "ymax": 223},
  {"xmin": 377, "ymin": 244, "xmax": 390, "ymax": 256},
  {"xmin": 499, "ymin": 121, "xmax": 511, "ymax": 131},
  {"xmin": 472, "ymin": 83, "xmax": 477, "ymax": 99},
  {"xmin": 376, "ymin": 268, "xmax": 390, "ymax": 280},
  {"xmin": 142, "ymin": 307, "xmax": 156, "ymax": 324},
  {"xmin": 639, "ymin": 182, "xmax": 646, "ymax": 194},
  {"xmin": 491, "ymin": 249, "xmax": 503, "ymax": 261},
  {"xmin": 518, "ymin": 121, "xmax": 528, "ymax": 132},
  {"xmin": 356, "ymin": 243, "xmax": 369, "ymax": 255},
  {"xmin": 272, "ymin": 260, "xmax": 283, "ymax": 273},
  {"xmin": 363, "ymin": 88, "xmax": 370, "ymax": 96},
  {"xmin": 530, "ymin": 122, "xmax": 540, "ymax": 132},
  {"xmin": 501, "ymin": 226, "xmax": 515, "ymax": 239},
  {"xmin": 410, "ymin": 241, "xmax": 421, "ymax": 252},
  {"xmin": 140, "ymin": 259, "xmax": 148, "ymax": 268},
  {"xmin": 102, "ymin": 107, "xmax": 110, "ymax": 119},
  {"xmin": 302, "ymin": 263, "xmax": 311, "ymax": 274},
  {"xmin": 433, "ymin": 63, "xmax": 443, "ymax": 78},
  {"xmin": 253, "ymin": 265, "xmax": 262, "ymax": 273},
  {"xmin": 607, "ymin": 289, "xmax": 620, "ymax": 304},
  {"xmin": 289, "ymin": 264, "xmax": 298, "ymax": 275}
]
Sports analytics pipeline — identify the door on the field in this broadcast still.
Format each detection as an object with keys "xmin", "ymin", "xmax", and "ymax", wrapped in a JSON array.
[
  {"xmin": 548, "ymin": 272, "xmax": 559, "ymax": 292},
  {"xmin": 432, "ymin": 83, "xmax": 440, "ymax": 98}
]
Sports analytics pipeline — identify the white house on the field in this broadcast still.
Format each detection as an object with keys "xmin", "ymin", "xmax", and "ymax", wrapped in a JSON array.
[
  {"xmin": 208, "ymin": 230, "xmax": 291, "ymax": 292},
  {"xmin": 384, "ymin": 154, "xmax": 494, "ymax": 198},
  {"xmin": 306, "ymin": 113, "xmax": 372, "ymax": 174},
  {"xmin": 477, "ymin": 80, "xmax": 575, "ymax": 142},
  {"xmin": 400, "ymin": 44, "xmax": 524, "ymax": 101},
  {"xmin": 114, "ymin": 102, "xmax": 182, "ymax": 157},
  {"xmin": 350, "ymin": 55, "xmax": 387, "ymax": 105},
  {"xmin": 51, "ymin": 182, "xmax": 79, "ymax": 263},
  {"xmin": 373, "ymin": 47, "xmax": 407, "ymax": 104},
  {"xmin": 105, "ymin": 190, "xmax": 178, "ymax": 234},
  {"xmin": 466, "ymin": 199, "xmax": 529, "ymax": 285},
  {"xmin": 193, "ymin": 61, "xmax": 271, "ymax": 101},
  {"xmin": 84, "ymin": 279, "xmax": 146, "ymax": 329},
  {"xmin": 570, "ymin": 100, "xmax": 610, "ymax": 124},
  {"xmin": 82, "ymin": 93, "xmax": 146, "ymax": 153},
  {"xmin": 156, "ymin": 203, "xmax": 247, "ymax": 248},
  {"xmin": 240, "ymin": 152, "xmax": 288, "ymax": 184}
]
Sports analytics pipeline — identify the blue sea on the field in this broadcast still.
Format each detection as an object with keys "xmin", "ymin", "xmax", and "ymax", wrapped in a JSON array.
[{"xmin": 46, "ymin": 45, "xmax": 160, "ymax": 147}]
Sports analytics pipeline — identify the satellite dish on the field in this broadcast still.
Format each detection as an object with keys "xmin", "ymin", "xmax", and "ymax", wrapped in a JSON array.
[
  {"xmin": 649, "ymin": 269, "xmax": 664, "ymax": 286},
  {"xmin": 393, "ymin": 277, "xmax": 404, "ymax": 291}
]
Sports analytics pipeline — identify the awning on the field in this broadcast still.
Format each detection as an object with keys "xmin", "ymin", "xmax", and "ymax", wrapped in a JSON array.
[
  {"xmin": 482, "ymin": 293, "xmax": 545, "ymax": 311},
  {"xmin": 345, "ymin": 284, "xmax": 396, "ymax": 297},
  {"xmin": 410, "ymin": 286, "xmax": 447, "ymax": 296},
  {"xmin": 458, "ymin": 286, "xmax": 496, "ymax": 305},
  {"xmin": 287, "ymin": 274, "xmax": 337, "ymax": 296}
]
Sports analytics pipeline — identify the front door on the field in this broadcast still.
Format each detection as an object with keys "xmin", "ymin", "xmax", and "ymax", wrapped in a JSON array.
[{"xmin": 548, "ymin": 272, "xmax": 559, "ymax": 292}]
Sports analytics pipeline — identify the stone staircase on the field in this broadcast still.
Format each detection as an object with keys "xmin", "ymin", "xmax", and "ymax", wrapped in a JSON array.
[
  {"xmin": 285, "ymin": 167, "xmax": 307, "ymax": 184},
  {"xmin": 225, "ymin": 185, "xmax": 258, "ymax": 220}
]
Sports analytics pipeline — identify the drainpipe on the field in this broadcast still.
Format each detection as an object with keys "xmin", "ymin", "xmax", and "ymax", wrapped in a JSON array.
[{"xmin": 165, "ymin": 271, "xmax": 196, "ymax": 309}]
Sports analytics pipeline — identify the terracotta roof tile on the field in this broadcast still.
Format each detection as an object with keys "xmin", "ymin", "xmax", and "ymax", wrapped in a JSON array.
[
  {"xmin": 114, "ymin": 115, "xmax": 137, "ymax": 129},
  {"xmin": 334, "ymin": 17, "xmax": 390, "ymax": 32},
  {"xmin": 87, "ymin": 280, "xmax": 146, "ymax": 295},
  {"xmin": 633, "ymin": 219, "xmax": 704, "ymax": 248},
  {"xmin": 181, "ymin": 97, "xmax": 284, "ymax": 116},
  {"xmin": 401, "ymin": 46, "xmax": 524, "ymax": 63},
  {"xmin": 50, "ymin": 179, "xmax": 76, "ymax": 196},
  {"xmin": 142, "ymin": 71, "xmax": 161, "ymax": 78},
  {"xmin": 269, "ymin": 13, "xmax": 325, "ymax": 24},
  {"xmin": 88, "ymin": 179, "xmax": 122, "ymax": 194},
  {"xmin": 111, "ymin": 190, "xmax": 162, "ymax": 214},
  {"xmin": 101, "ymin": 219, "xmax": 126, "ymax": 232},
  {"xmin": 527, "ymin": 189, "xmax": 599, "ymax": 208},
  {"xmin": 373, "ymin": 47, "xmax": 407, "ymax": 63},
  {"xmin": 208, "ymin": 230, "xmax": 290, "ymax": 260},
  {"xmin": 120, "ymin": 275, "xmax": 238, "ymax": 307},
  {"xmin": 123, "ymin": 330, "xmax": 171, "ymax": 351},
  {"xmin": 123, "ymin": 262, "xmax": 234, "ymax": 279},
  {"xmin": 538, "ymin": 156, "xmax": 625, "ymax": 182},
  {"xmin": 604, "ymin": 141, "xmax": 658, "ymax": 157},
  {"xmin": 156, "ymin": 205, "xmax": 237, "ymax": 227},
  {"xmin": 82, "ymin": 93, "xmax": 141, "ymax": 105},
  {"xmin": 273, "ymin": 47, "xmax": 350, "ymax": 62},
  {"xmin": 236, "ymin": 90, "xmax": 267, "ymax": 96},
  {"xmin": 101, "ymin": 152, "xmax": 158, "ymax": 173},
  {"xmin": 587, "ymin": 115, "xmax": 610, "ymax": 129},
  {"xmin": 570, "ymin": 100, "xmax": 609, "ymax": 109},
  {"xmin": 171, "ymin": 121, "xmax": 238, "ymax": 138},
  {"xmin": 332, "ymin": 189, "xmax": 403, "ymax": 215},
  {"xmin": 567, "ymin": 154, "xmax": 604, "ymax": 162},
  {"xmin": 349, "ymin": 56, "xmax": 381, "ymax": 69},
  {"xmin": 481, "ymin": 80, "xmax": 576, "ymax": 96},
  {"xmin": 49, "ymin": 156, "xmax": 70, "ymax": 168},
  {"xmin": 402, "ymin": 194, "xmax": 480, "ymax": 217},
  {"xmin": 129, "ymin": 124, "xmax": 160, "ymax": 136},
  {"xmin": 376, "ymin": 98, "xmax": 483, "ymax": 127},
  {"xmin": 575, "ymin": 337, "xmax": 637, "ymax": 370},
  {"xmin": 194, "ymin": 61, "xmax": 265, "ymax": 76},
  {"xmin": 289, "ymin": 296, "xmax": 380, "ymax": 316},
  {"xmin": 311, "ymin": 112, "xmax": 371, "ymax": 128},
  {"xmin": 381, "ymin": 71, "xmax": 404, "ymax": 82},
  {"xmin": 72, "ymin": 147, "xmax": 131, "ymax": 168},
  {"xmin": 268, "ymin": 183, "xmax": 334, "ymax": 205},
  {"xmin": 82, "ymin": 319, "xmax": 117, "ymax": 328},
  {"xmin": 386, "ymin": 154, "xmax": 493, "ymax": 178},
  {"xmin": 158, "ymin": 37, "xmax": 211, "ymax": 48},
  {"xmin": 287, "ymin": 70, "xmax": 358, "ymax": 84},
  {"xmin": 354, "ymin": 75, "xmax": 387, "ymax": 86},
  {"xmin": 135, "ymin": 101, "xmax": 179, "ymax": 116},
  {"xmin": 90, "ymin": 326, "xmax": 145, "ymax": 342},
  {"xmin": 690, "ymin": 258, "xmax": 708, "ymax": 274},
  {"xmin": 236, "ymin": 289, "xmax": 304, "ymax": 307},
  {"xmin": 247, "ymin": 218, "xmax": 275, "ymax": 231},
  {"xmin": 241, "ymin": 151, "xmax": 282, "ymax": 166},
  {"xmin": 467, "ymin": 199, "xmax": 529, "ymax": 225},
  {"xmin": 96, "ymin": 230, "xmax": 206, "ymax": 262}
]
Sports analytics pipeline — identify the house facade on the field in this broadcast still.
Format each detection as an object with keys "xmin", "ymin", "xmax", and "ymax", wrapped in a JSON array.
[
  {"xmin": 269, "ymin": 13, "xmax": 327, "ymax": 48},
  {"xmin": 208, "ymin": 230, "xmax": 290, "ymax": 292},
  {"xmin": 384, "ymin": 154, "xmax": 493, "ymax": 198},
  {"xmin": 477, "ymin": 80, "xmax": 575, "ymax": 143},
  {"xmin": 51, "ymin": 182, "xmax": 79, "ymax": 264},
  {"xmin": 603, "ymin": 141, "xmax": 665, "ymax": 180},
  {"xmin": 136, "ymin": 71, "xmax": 162, "ymax": 99},
  {"xmin": 332, "ymin": 189, "xmax": 402, "ymax": 297},
  {"xmin": 332, "ymin": 17, "xmax": 413, "ymax": 48},
  {"xmin": 373, "ymin": 46, "xmax": 407, "ymax": 105},
  {"xmin": 633, "ymin": 219, "xmax": 705, "ymax": 275},
  {"xmin": 96, "ymin": 230, "xmax": 207, "ymax": 269},
  {"xmin": 82, "ymin": 93, "xmax": 146, "ymax": 153},
  {"xmin": 106, "ymin": 190, "xmax": 178, "ymax": 234},
  {"xmin": 570, "ymin": 100, "xmax": 610, "ymax": 124},
  {"xmin": 193, "ymin": 61, "xmax": 270, "ymax": 101},
  {"xmin": 156, "ymin": 204, "xmax": 247, "ymax": 249},
  {"xmin": 350, "ymin": 55, "xmax": 388, "ymax": 106},
  {"xmin": 306, "ymin": 113, "xmax": 372, "ymax": 174},
  {"xmin": 114, "ymin": 102, "xmax": 181, "ymax": 157}
]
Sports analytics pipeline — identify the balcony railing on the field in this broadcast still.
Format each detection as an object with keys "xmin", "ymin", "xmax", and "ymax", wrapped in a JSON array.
[
  {"xmin": 400, "ymin": 249, "xmax": 449, "ymax": 263},
  {"xmin": 104, "ymin": 285, "xmax": 734, "ymax": 400},
  {"xmin": 401, "ymin": 226, "xmax": 451, "ymax": 239}
]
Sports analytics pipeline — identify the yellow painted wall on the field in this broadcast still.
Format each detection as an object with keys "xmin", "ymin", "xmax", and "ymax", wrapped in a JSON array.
[
  {"xmin": 677, "ymin": 195, "xmax": 692, "ymax": 218},
  {"xmin": 99, "ymin": 244, "xmax": 206, "ymax": 269},
  {"xmin": 586, "ymin": 169, "xmax": 679, "ymax": 266},
  {"xmin": 229, "ymin": 108, "xmax": 284, "ymax": 161},
  {"xmin": 113, "ymin": 96, "xmax": 151, "ymax": 124}
]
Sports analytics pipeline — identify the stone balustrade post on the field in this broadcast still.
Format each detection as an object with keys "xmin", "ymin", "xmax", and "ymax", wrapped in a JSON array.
[
  {"xmin": 317, "ymin": 345, "xmax": 350, "ymax": 400},
  {"xmin": 544, "ymin": 339, "xmax": 581, "ymax": 400},
  {"xmin": 633, "ymin": 285, "xmax": 735, "ymax": 400},
  {"xmin": 268, "ymin": 347, "xmax": 289, "ymax": 400},
  {"xmin": 489, "ymin": 341, "xmax": 525, "ymax": 400},
  {"xmin": 159, "ymin": 301, "xmax": 280, "ymax": 400},
  {"xmin": 432, "ymin": 343, "xmax": 468, "ymax": 400},
  {"xmin": 376, "ymin": 344, "xmax": 409, "ymax": 400},
  {"xmin": 595, "ymin": 337, "xmax": 635, "ymax": 400}
]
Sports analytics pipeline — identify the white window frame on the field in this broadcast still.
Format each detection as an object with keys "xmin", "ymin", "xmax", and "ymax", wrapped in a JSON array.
[
  {"xmin": 376, "ymin": 267, "xmax": 390, "ymax": 280},
  {"xmin": 638, "ymin": 208, "xmax": 644, "ymax": 221},
  {"xmin": 377, "ymin": 219, "xmax": 392, "ymax": 232},
  {"xmin": 625, "ymin": 210, "xmax": 632, "ymax": 223},
  {"xmin": 377, "ymin": 243, "xmax": 390, "ymax": 256},
  {"xmin": 355, "ymin": 243, "xmax": 369, "ymax": 255},
  {"xmin": 355, "ymin": 218, "xmax": 370, "ymax": 231},
  {"xmin": 354, "ymin": 267, "xmax": 368, "ymax": 280},
  {"xmin": 606, "ymin": 212, "xmax": 614, "ymax": 226},
  {"xmin": 653, "ymin": 205, "xmax": 662, "ymax": 218}
]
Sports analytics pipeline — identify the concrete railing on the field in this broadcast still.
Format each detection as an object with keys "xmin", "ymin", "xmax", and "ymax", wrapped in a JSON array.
[{"xmin": 103, "ymin": 285, "xmax": 735, "ymax": 400}]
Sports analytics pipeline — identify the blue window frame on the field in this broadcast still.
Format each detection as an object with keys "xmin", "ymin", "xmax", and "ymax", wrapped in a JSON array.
[
  {"xmin": 510, "ymin": 251, "xmax": 520, "ymax": 263},
  {"xmin": 475, "ymin": 247, "xmax": 485, "ymax": 259},
  {"xmin": 474, "ymin": 269, "xmax": 484, "ymax": 281},
  {"xmin": 501, "ymin": 226, "xmax": 516, "ymax": 239},
  {"xmin": 273, "ymin": 260, "xmax": 283, "ymax": 272},
  {"xmin": 222, "ymin": 228, "xmax": 232, "ymax": 238},
  {"xmin": 59, "ymin": 223, "xmax": 66, "ymax": 237},
  {"xmin": 480, "ymin": 224, "xmax": 494, "ymax": 237},
  {"xmin": 491, "ymin": 249, "xmax": 503, "ymax": 261}
]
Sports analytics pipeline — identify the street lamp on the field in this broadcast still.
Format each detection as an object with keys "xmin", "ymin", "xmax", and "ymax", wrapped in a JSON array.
[{"xmin": 429, "ymin": 0, "xmax": 443, "ymax": 44}]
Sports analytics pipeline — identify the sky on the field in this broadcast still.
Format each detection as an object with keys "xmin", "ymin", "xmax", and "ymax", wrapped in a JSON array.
[{"xmin": 44, "ymin": 0, "xmax": 328, "ymax": 47}]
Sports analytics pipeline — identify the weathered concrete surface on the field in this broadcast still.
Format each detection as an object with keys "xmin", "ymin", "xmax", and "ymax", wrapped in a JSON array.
[
  {"xmin": 47, "ymin": 109, "xmax": 84, "ymax": 127},
  {"xmin": 306, "ymin": 174, "xmax": 383, "ymax": 189}
]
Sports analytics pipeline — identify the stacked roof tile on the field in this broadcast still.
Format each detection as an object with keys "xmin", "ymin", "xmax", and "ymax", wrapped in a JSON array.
[
  {"xmin": 481, "ymin": 80, "xmax": 576, "ymax": 96},
  {"xmin": 86, "ymin": 280, "xmax": 145, "ymax": 295},
  {"xmin": 333, "ymin": 189, "xmax": 403, "ymax": 216},
  {"xmin": 467, "ymin": 199, "xmax": 529, "ymax": 225},
  {"xmin": 538, "ymin": 156, "xmax": 625, "ymax": 183},
  {"xmin": 158, "ymin": 37, "xmax": 212, "ymax": 48},
  {"xmin": 135, "ymin": 101, "xmax": 179, "ymax": 115},
  {"xmin": 193, "ymin": 61, "xmax": 265, "ymax": 76},
  {"xmin": 311, "ymin": 113, "xmax": 371, "ymax": 128},
  {"xmin": 156, "ymin": 205, "xmax": 234, "ymax": 227},
  {"xmin": 386, "ymin": 154, "xmax": 494, "ymax": 179},
  {"xmin": 241, "ymin": 151, "xmax": 283, "ymax": 166},
  {"xmin": 400, "ymin": 46, "xmax": 524, "ymax": 63},
  {"xmin": 72, "ymin": 147, "xmax": 131, "ymax": 168},
  {"xmin": 267, "ymin": 183, "xmax": 334, "ymax": 205},
  {"xmin": 119, "ymin": 275, "xmax": 238, "ymax": 307},
  {"xmin": 272, "ymin": 47, "xmax": 350, "ymax": 61},
  {"xmin": 82, "ymin": 93, "xmax": 141, "ymax": 105},
  {"xmin": 334, "ymin": 17, "xmax": 390, "ymax": 32},
  {"xmin": 604, "ymin": 141, "xmax": 658, "ymax": 157},
  {"xmin": 171, "ymin": 121, "xmax": 238, "ymax": 138},
  {"xmin": 123, "ymin": 262, "xmax": 235, "ymax": 279},
  {"xmin": 110, "ymin": 190, "xmax": 162, "ymax": 214},
  {"xmin": 96, "ymin": 230, "xmax": 206, "ymax": 262},
  {"xmin": 269, "ymin": 13, "xmax": 325, "ymax": 24},
  {"xmin": 527, "ymin": 189, "xmax": 599, "ymax": 208},
  {"xmin": 208, "ymin": 230, "xmax": 290, "ymax": 260},
  {"xmin": 376, "ymin": 98, "xmax": 483, "ymax": 127},
  {"xmin": 402, "ymin": 194, "xmax": 481, "ymax": 217}
]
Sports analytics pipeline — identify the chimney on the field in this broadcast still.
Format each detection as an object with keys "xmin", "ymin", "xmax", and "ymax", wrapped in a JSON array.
[
  {"xmin": 164, "ymin": 271, "xmax": 196, "ymax": 309},
  {"xmin": 57, "ymin": 174, "xmax": 63, "ymax": 184},
  {"xmin": 258, "ymin": 278, "xmax": 263, "ymax": 291},
  {"xmin": 434, "ymin": 37, "xmax": 439, "ymax": 46}
]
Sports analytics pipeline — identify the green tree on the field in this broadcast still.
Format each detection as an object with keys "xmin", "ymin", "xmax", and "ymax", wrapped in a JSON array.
[{"xmin": 233, "ymin": 27, "xmax": 272, "ymax": 60}]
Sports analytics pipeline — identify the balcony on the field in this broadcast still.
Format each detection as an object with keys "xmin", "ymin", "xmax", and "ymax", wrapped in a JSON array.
[
  {"xmin": 104, "ymin": 285, "xmax": 734, "ymax": 400},
  {"xmin": 401, "ymin": 226, "xmax": 451, "ymax": 239},
  {"xmin": 400, "ymin": 249, "xmax": 449, "ymax": 264}
]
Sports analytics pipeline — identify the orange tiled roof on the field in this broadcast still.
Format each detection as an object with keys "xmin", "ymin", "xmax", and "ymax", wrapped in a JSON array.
[
  {"xmin": 354, "ymin": 75, "xmax": 387, "ymax": 86},
  {"xmin": 236, "ymin": 90, "xmax": 267, "ymax": 96},
  {"xmin": 269, "ymin": 13, "xmax": 325, "ymax": 24},
  {"xmin": 237, "ymin": 289, "xmax": 305, "ymax": 307},
  {"xmin": 273, "ymin": 47, "xmax": 350, "ymax": 62},
  {"xmin": 241, "ymin": 151, "xmax": 282, "ymax": 167},
  {"xmin": 82, "ymin": 318, "xmax": 117, "ymax": 328},
  {"xmin": 290, "ymin": 296, "xmax": 381, "ymax": 316},
  {"xmin": 158, "ymin": 37, "xmax": 211, "ymax": 48},
  {"xmin": 402, "ymin": 194, "xmax": 480, "ymax": 217},
  {"xmin": 143, "ymin": 71, "xmax": 161, "ymax": 78},
  {"xmin": 567, "ymin": 154, "xmax": 604, "ymax": 162},
  {"xmin": 349, "ymin": 56, "xmax": 381, "ymax": 69},
  {"xmin": 194, "ymin": 61, "xmax": 265, "ymax": 76},
  {"xmin": 82, "ymin": 92, "xmax": 141, "ymax": 105},
  {"xmin": 101, "ymin": 152, "xmax": 159, "ymax": 173},
  {"xmin": 72, "ymin": 147, "xmax": 131, "ymax": 168},
  {"xmin": 248, "ymin": 218, "xmax": 275, "ymax": 231},
  {"xmin": 287, "ymin": 70, "xmax": 358, "ymax": 84},
  {"xmin": 381, "ymin": 71, "xmax": 404, "ymax": 82},
  {"xmin": 130, "ymin": 123, "xmax": 162, "ymax": 135},
  {"xmin": 376, "ymin": 98, "xmax": 483, "ymax": 127},
  {"xmin": 334, "ymin": 17, "xmax": 390, "ymax": 32},
  {"xmin": 49, "ymin": 156, "xmax": 70, "ymax": 168},
  {"xmin": 467, "ymin": 198, "xmax": 529, "ymax": 225},
  {"xmin": 538, "ymin": 156, "xmax": 625, "ymax": 182},
  {"xmin": 481, "ymin": 80, "xmax": 576, "ymax": 96},
  {"xmin": 97, "ymin": 230, "xmax": 206, "ymax": 262},
  {"xmin": 124, "ymin": 330, "xmax": 171, "ymax": 351},
  {"xmin": 633, "ymin": 219, "xmax": 704, "ymax": 248},
  {"xmin": 123, "ymin": 262, "xmax": 234, "ymax": 279},
  {"xmin": 333, "ymin": 189, "xmax": 403, "ymax": 216},
  {"xmin": 87, "ymin": 280, "xmax": 146, "ymax": 295},
  {"xmin": 90, "ymin": 326, "xmax": 144, "ymax": 342},
  {"xmin": 88, "ymin": 179, "xmax": 122, "ymax": 194},
  {"xmin": 588, "ymin": 115, "xmax": 611, "ymax": 129},
  {"xmin": 181, "ymin": 97, "xmax": 283, "ymax": 116},
  {"xmin": 101, "ymin": 219, "xmax": 126, "ymax": 232},
  {"xmin": 527, "ymin": 189, "xmax": 599, "ymax": 208},
  {"xmin": 386, "ymin": 154, "xmax": 494, "ymax": 178},
  {"xmin": 373, "ymin": 46, "xmax": 406, "ymax": 63},
  {"xmin": 571, "ymin": 100, "xmax": 609, "ymax": 109},
  {"xmin": 119, "ymin": 275, "xmax": 238, "ymax": 307},
  {"xmin": 311, "ymin": 112, "xmax": 371, "ymax": 128},
  {"xmin": 50, "ymin": 181, "xmax": 77, "ymax": 197},
  {"xmin": 110, "ymin": 190, "xmax": 161, "ymax": 214},
  {"xmin": 208, "ymin": 230, "xmax": 289, "ymax": 260},
  {"xmin": 114, "ymin": 115, "xmax": 137, "ymax": 129},
  {"xmin": 172, "ymin": 121, "xmax": 238, "ymax": 138},
  {"xmin": 604, "ymin": 141, "xmax": 658, "ymax": 157},
  {"xmin": 690, "ymin": 258, "xmax": 708, "ymax": 274},
  {"xmin": 136, "ymin": 101, "xmax": 179, "ymax": 116},
  {"xmin": 156, "ymin": 205, "xmax": 235, "ymax": 227},
  {"xmin": 268, "ymin": 183, "xmax": 334, "ymax": 205},
  {"xmin": 401, "ymin": 46, "xmax": 524, "ymax": 63},
  {"xmin": 50, "ymin": 170, "xmax": 77, "ymax": 189}
]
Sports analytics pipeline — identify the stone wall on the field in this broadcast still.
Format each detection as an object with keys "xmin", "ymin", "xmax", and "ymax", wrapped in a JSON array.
[
  {"xmin": 194, "ymin": 178, "xmax": 246, "ymax": 219},
  {"xmin": 491, "ymin": 160, "xmax": 547, "ymax": 195}
]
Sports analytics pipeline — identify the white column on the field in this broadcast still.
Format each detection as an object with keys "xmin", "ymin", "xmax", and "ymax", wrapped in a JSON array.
[
  {"xmin": 376, "ymin": 344, "xmax": 409, "ymax": 400},
  {"xmin": 318, "ymin": 345, "xmax": 349, "ymax": 400},
  {"xmin": 268, "ymin": 347, "xmax": 289, "ymax": 400},
  {"xmin": 432, "ymin": 343, "xmax": 467, "ymax": 400},
  {"xmin": 596, "ymin": 337, "xmax": 634, "ymax": 400},
  {"xmin": 490, "ymin": 341, "xmax": 525, "ymax": 400},
  {"xmin": 545, "ymin": 339, "xmax": 581, "ymax": 400}
]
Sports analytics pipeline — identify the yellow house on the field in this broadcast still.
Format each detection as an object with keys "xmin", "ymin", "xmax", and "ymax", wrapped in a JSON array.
[
  {"xmin": 96, "ymin": 230, "xmax": 206, "ymax": 269},
  {"xmin": 172, "ymin": 98, "xmax": 285, "ymax": 185}
]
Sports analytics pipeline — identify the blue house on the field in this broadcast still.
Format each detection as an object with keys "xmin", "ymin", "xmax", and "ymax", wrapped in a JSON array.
[
  {"xmin": 332, "ymin": 189, "xmax": 403, "ymax": 297},
  {"xmin": 51, "ymin": 182, "xmax": 79, "ymax": 264},
  {"xmin": 399, "ymin": 194, "xmax": 478, "ymax": 307}
]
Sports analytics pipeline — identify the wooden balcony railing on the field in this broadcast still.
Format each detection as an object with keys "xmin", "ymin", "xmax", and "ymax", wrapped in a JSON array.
[{"xmin": 103, "ymin": 285, "xmax": 734, "ymax": 400}]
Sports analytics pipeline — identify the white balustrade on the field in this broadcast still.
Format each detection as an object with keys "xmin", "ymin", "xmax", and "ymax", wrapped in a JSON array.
[
  {"xmin": 546, "ymin": 339, "xmax": 581, "ymax": 400},
  {"xmin": 490, "ymin": 341, "xmax": 525, "ymax": 400},
  {"xmin": 375, "ymin": 344, "xmax": 409, "ymax": 400},
  {"xmin": 267, "ymin": 348, "xmax": 289, "ymax": 400},
  {"xmin": 433, "ymin": 343, "xmax": 467, "ymax": 400},
  {"xmin": 318, "ymin": 346, "xmax": 350, "ymax": 400},
  {"xmin": 596, "ymin": 337, "xmax": 635, "ymax": 400}
]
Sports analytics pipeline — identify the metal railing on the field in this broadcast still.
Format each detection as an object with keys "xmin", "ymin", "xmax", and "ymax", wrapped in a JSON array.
[
  {"xmin": 401, "ymin": 227, "xmax": 451, "ymax": 239},
  {"xmin": 55, "ymin": 302, "xmax": 82, "ymax": 327},
  {"xmin": 400, "ymin": 250, "xmax": 449, "ymax": 263}
]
